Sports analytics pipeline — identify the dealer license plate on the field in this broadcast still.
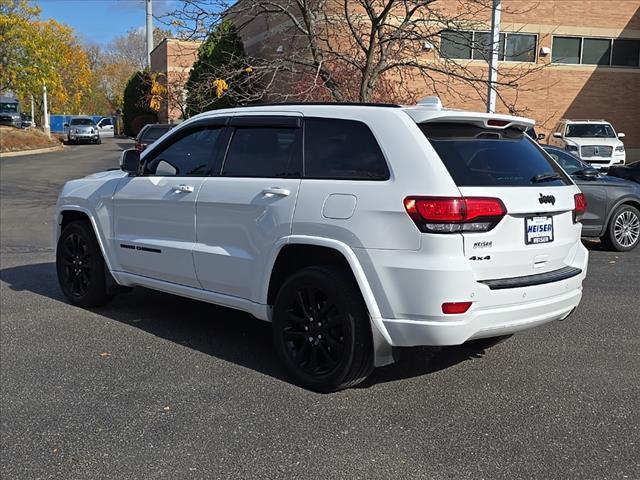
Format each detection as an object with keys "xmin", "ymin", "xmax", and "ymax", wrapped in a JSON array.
[{"xmin": 525, "ymin": 216, "xmax": 554, "ymax": 244}]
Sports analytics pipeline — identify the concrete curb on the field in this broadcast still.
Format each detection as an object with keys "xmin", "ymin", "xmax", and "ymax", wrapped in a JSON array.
[{"xmin": 0, "ymin": 145, "xmax": 64, "ymax": 158}]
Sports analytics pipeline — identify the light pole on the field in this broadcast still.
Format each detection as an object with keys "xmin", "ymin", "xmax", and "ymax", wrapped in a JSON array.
[
  {"xmin": 146, "ymin": 0, "xmax": 153, "ymax": 68},
  {"xmin": 42, "ymin": 84, "xmax": 50, "ymax": 137},
  {"xmin": 486, "ymin": 0, "xmax": 501, "ymax": 113}
]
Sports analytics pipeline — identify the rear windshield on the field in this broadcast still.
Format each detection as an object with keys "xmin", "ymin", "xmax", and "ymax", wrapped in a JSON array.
[
  {"xmin": 141, "ymin": 125, "xmax": 172, "ymax": 141},
  {"xmin": 420, "ymin": 123, "xmax": 570, "ymax": 187}
]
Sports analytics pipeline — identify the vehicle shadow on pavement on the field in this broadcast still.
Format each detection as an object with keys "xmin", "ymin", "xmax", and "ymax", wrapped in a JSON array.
[{"xmin": 0, "ymin": 261, "xmax": 488, "ymax": 390}]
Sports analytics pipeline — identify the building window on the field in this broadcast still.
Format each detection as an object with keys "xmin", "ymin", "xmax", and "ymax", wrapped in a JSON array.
[
  {"xmin": 552, "ymin": 36, "xmax": 640, "ymax": 68},
  {"xmin": 582, "ymin": 38, "xmax": 611, "ymax": 65},
  {"xmin": 552, "ymin": 36, "xmax": 581, "ymax": 64},
  {"xmin": 441, "ymin": 31, "xmax": 536, "ymax": 62},
  {"xmin": 441, "ymin": 30, "xmax": 473, "ymax": 59},
  {"xmin": 612, "ymin": 39, "xmax": 640, "ymax": 67}
]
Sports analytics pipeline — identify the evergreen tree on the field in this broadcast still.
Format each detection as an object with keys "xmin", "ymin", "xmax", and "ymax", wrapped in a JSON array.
[{"xmin": 122, "ymin": 70, "xmax": 158, "ymax": 136}]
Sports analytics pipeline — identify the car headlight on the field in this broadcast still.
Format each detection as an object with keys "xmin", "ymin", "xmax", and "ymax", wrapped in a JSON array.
[
  {"xmin": 565, "ymin": 144, "xmax": 579, "ymax": 155},
  {"xmin": 615, "ymin": 145, "xmax": 625, "ymax": 152}
]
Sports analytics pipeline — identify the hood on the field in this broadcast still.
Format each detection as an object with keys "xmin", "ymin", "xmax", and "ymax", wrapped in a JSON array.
[
  {"xmin": 84, "ymin": 169, "xmax": 127, "ymax": 180},
  {"xmin": 564, "ymin": 137, "xmax": 623, "ymax": 147}
]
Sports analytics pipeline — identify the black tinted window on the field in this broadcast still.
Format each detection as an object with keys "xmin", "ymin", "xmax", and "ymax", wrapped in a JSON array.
[
  {"xmin": 420, "ymin": 123, "xmax": 570, "ymax": 187},
  {"xmin": 145, "ymin": 128, "xmax": 221, "ymax": 176},
  {"xmin": 143, "ymin": 126, "xmax": 173, "ymax": 142},
  {"xmin": 304, "ymin": 118, "xmax": 389, "ymax": 180},
  {"xmin": 222, "ymin": 127, "xmax": 300, "ymax": 177},
  {"xmin": 70, "ymin": 118, "xmax": 95, "ymax": 126},
  {"xmin": 544, "ymin": 148, "xmax": 590, "ymax": 175}
]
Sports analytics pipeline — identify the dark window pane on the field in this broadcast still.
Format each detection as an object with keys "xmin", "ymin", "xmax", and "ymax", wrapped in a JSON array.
[
  {"xmin": 582, "ymin": 38, "xmax": 611, "ymax": 65},
  {"xmin": 552, "ymin": 37, "xmax": 581, "ymax": 64},
  {"xmin": 472, "ymin": 32, "xmax": 506, "ymax": 61},
  {"xmin": 441, "ymin": 30, "xmax": 472, "ymax": 59},
  {"xmin": 146, "ymin": 128, "xmax": 220, "ymax": 176},
  {"xmin": 505, "ymin": 34, "xmax": 536, "ymax": 62},
  {"xmin": 304, "ymin": 118, "xmax": 389, "ymax": 180},
  {"xmin": 419, "ymin": 123, "xmax": 570, "ymax": 187},
  {"xmin": 543, "ymin": 148, "xmax": 591, "ymax": 175},
  {"xmin": 612, "ymin": 39, "xmax": 640, "ymax": 67},
  {"xmin": 223, "ymin": 127, "xmax": 299, "ymax": 177}
]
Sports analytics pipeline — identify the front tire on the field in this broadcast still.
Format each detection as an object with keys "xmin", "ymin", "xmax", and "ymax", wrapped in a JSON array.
[
  {"xmin": 601, "ymin": 204, "xmax": 640, "ymax": 251},
  {"xmin": 272, "ymin": 266, "xmax": 374, "ymax": 392},
  {"xmin": 56, "ymin": 220, "xmax": 113, "ymax": 307}
]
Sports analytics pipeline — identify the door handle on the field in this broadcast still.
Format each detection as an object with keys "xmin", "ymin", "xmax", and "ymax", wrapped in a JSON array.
[
  {"xmin": 173, "ymin": 184, "xmax": 194, "ymax": 193},
  {"xmin": 262, "ymin": 187, "xmax": 291, "ymax": 197}
]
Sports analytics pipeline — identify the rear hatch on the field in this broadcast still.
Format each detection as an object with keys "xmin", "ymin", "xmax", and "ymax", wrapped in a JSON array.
[{"xmin": 418, "ymin": 121, "xmax": 582, "ymax": 281}]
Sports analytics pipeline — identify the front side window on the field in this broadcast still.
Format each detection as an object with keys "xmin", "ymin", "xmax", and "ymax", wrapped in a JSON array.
[
  {"xmin": 566, "ymin": 124, "xmax": 615, "ymax": 138},
  {"xmin": 420, "ymin": 123, "xmax": 570, "ymax": 187},
  {"xmin": 544, "ymin": 148, "xmax": 591, "ymax": 175},
  {"xmin": 222, "ymin": 127, "xmax": 300, "ymax": 178},
  {"xmin": 144, "ymin": 127, "xmax": 221, "ymax": 176},
  {"xmin": 304, "ymin": 118, "xmax": 389, "ymax": 180}
]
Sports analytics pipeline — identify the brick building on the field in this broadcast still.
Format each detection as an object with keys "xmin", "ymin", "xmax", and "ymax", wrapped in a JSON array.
[
  {"xmin": 150, "ymin": 38, "xmax": 201, "ymax": 123},
  {"xmin": 155, "ymin": 1, "xmax": 640, "ymax": 158},
  {"xmin": 239, "ymin": 0, "xmax": 640, "ymax": 159}
]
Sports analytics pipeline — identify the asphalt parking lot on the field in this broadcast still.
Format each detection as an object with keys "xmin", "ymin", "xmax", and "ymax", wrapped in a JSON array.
[{"xmin": 1, "ymin": 137, "xmax": 639, "ymax": 479}]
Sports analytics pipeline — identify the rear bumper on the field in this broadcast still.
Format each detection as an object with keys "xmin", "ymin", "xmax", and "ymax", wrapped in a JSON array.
[{"xmin": 382, "ymin": 286, "xmax": 582, "ymax": 346}]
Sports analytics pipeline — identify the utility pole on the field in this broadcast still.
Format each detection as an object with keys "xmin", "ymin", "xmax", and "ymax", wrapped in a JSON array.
[
  {"xmin": 486, "ymin": 0, "xmax": 501, "ymax": 113},
  {"xmin": 30, "ymin": 95, "xmax": 35, "ymax": 127},
  {"xmin": 146, "ymin": 0, "xmax": 153, "ymax": 68},
  {"xmin": 42, "ymin": 84, "xmax": 50, "ymax": 137}
]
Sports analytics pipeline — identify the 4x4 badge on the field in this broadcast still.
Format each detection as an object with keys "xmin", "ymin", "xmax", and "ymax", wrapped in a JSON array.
[{"xmin": 539, "ymin": 194, "xmax": 556, "ymax": 205}]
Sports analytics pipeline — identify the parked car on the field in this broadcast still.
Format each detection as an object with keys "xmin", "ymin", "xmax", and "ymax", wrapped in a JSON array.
[
  {"xmin": 64, "ymin": 117, "xmax": 101, "ymax": 144},
  {"xmin": 135, "ymin": 123, "xmax": 174, "ymax": 152},
  {"xmin": 20, "ymin": 113, "xmax": 35, "ymax": 129},
  {"xmin": 543, "ymin": 146, "xmax": 640, "ymax": 251},
  {"xmin": 608, "ymin": 160, "xmax": 640, "ymax": 184},
  {"xmin": 55, "ymin": 101, "xmax": 588, "ymax": 392},
  {"xmin": 547, "ymin": 119, "xmax": 626, "ymax": 170},
  {"xmin": 96, "ymin": 117, "xmax": 114, "ymax": 136},
  {"xmin": 0, "ymin": 95, "xmax": 21, "ymax": 128}
]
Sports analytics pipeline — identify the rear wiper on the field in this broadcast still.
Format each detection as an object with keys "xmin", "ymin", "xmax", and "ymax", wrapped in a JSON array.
[{"xmin": 531, "ymin": 173, "xmax": 561, "ymax": 183}]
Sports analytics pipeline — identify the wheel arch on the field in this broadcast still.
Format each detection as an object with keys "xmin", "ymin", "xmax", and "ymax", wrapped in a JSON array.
[
  {"xmin": 264, "ymin": 236, "xmax": 394, "ymax": 367},
  {"xmin": 605, "ymin": 197, "xmax": 640, "ymax": 228},
  {"xmin": 56, "ymin": 206, "xmax": 115, "ymax": 273}
]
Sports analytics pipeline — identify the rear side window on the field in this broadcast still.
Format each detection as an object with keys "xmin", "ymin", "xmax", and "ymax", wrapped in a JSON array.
[
  {"xmin": 420, "ymin": 123, "xmax": 570, "ymax": 187},
  {"xmin": 222, "ymin": 127, "xmax": 300, "ymax": 177},
  {"xmin": 143, "ymin": 126, "xmax": 173, "ymax": 142},
  {"xmin": 304, "ymin": 118, "xmax": 389, "ymax": 180}
]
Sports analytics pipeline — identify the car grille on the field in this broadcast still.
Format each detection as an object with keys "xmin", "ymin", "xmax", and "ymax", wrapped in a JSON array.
[{"xmin": 581, "ymin": 145, "xmax": 612, "ymax": 158}]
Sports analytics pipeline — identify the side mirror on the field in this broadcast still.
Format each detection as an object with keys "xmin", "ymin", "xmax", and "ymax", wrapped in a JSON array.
[
  {"xmin": 553, "ymin": 132, "xmax": 562, "ymax": 138},
  {"xmin": 580, "ymin": 169, "xmax": 599, "ymax": 180},
  {"xmin": 155, "ymin": 159, "xmax": 177, "ymax": 176},
  {"xmin": 63, "ymin": 123, "xmax": 69, "ymax": 128},
  {"xmin": 537, "ymin": 133, "xmax": 546, "ymax": 141},
  {"xmin": 120, "ymin": 149, "xmax": 140, "ymax": 173},
  {"xmin": 618, "ymin": 132, "xmax": 625, "ymax": 138}
]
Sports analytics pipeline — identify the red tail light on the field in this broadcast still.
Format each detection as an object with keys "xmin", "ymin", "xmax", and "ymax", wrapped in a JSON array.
[
  {"xmin": 404, "ymin": 197, "xmax": 506, "ymax": 233},
  {"xmin": 573, "ymin": 193, "xmax": 586, "ymax": 223},
  {"xmin": 442, "ymin": 302, "xmax": 472, "ymax": 314}
]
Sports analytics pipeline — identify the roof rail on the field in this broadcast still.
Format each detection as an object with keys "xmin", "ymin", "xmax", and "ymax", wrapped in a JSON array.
[{"xmin": 236, "ymin": 102, "xmax": 402, "ymax": 108}]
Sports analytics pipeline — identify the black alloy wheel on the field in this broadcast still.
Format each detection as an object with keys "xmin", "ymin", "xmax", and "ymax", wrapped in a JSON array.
[
  {"xmin": 272, "ymin": 266, "xmax": 373, "ymax": 392},
  {"xmin": 56, "ymin": 220, "xmax": 112, "ymax": 307}
]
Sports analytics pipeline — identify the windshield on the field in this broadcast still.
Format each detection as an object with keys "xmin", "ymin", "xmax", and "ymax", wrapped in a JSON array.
[
  {"xmin": 70, "ymin": 118, "xmax": 95, "ymax": 126},
  {"xmin": 420, "ymin": 123, "xmax": 570, "ymax": 187},
  {"xmin": 566, "ymin": 123, "xmax": 615, "ymax": 138},
  {"xmin": 0, "ymin": 102, "xmax": 18, "ymax": 113},
  {"xmin": 543, "ymin": 148, "xmax": 592, "ymax": 175}
]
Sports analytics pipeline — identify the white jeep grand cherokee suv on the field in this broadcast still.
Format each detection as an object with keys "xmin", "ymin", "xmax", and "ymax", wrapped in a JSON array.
[
  {"xmin": 55, "ymin": 101, "xmax": 588, "ymax": 392},
  {"xmin": 548, "ymin": 119, "xmax": 626, "ymax": 169}
]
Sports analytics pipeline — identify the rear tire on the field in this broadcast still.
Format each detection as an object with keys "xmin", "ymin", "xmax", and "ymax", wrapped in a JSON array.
[
  {"xmin": 272, "ymin": 266, "xmax": 374, "ymax": 392},
  {"xmin": 56, "ymin": 220, "xmax": 113, "ymax": 307},
  {"xmin": 601, "ymin": 204, "xmax": 640, "ymax": 251}
]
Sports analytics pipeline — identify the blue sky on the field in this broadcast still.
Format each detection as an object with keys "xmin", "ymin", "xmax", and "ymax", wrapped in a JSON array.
[{"xmin": 37, "ymin": 0, "xmax": 178, "ymax": 45}]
